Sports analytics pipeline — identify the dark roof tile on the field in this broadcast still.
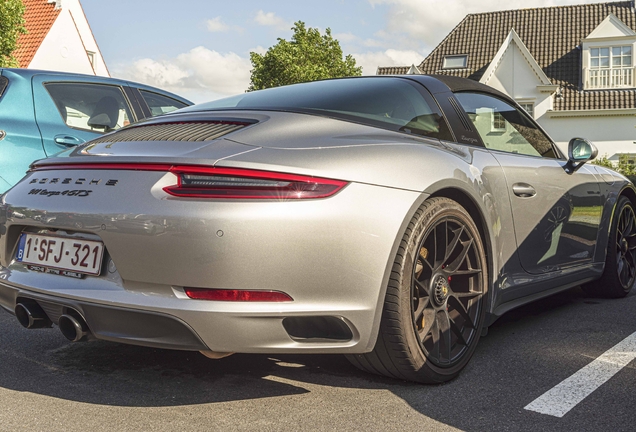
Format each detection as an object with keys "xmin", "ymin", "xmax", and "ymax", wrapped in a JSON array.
[{"xmin": 417, "ymin": 1, "xmax": 636, "ymax": 111}]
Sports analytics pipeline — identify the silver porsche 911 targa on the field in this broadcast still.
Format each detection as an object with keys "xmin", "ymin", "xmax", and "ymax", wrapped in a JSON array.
[{"xmin": 0, "ymin": 75, "xmax": 634, "ymax": 383}]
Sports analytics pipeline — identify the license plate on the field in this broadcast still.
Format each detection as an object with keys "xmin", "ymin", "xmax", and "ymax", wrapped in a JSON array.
[{"xmin": 16, "ymin": 233, "xmax": 104, "ymax": 276}]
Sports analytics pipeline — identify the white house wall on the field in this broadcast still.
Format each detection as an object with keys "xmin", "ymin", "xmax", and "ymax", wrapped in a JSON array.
[
  {"xmin": 66, "ymin": 0, "xmax": 108, "ymax": 76},
  {"xmin": 28, "ymin": 0, "xmax": 108, "ymax": 76},
  {"xmin": 482, "ymin": 42, "xmax": 553, "ymax": 119},
  {"xmin": 540, "ymin": 114, "xmax": 636, "ymax": 157}
]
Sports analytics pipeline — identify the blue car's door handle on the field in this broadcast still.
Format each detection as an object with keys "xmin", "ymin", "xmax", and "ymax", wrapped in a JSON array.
[
  {"xmin": 54, "ymin": 135, "xmax": 85, "ymax": 147},
  {"xmin": 512, "ymin": 183, "xmax": 536, "ymax": 198}
]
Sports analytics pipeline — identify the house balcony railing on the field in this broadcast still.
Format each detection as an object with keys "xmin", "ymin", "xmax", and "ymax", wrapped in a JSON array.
[{"xmin": 586, "ymin": 67, "xmax": 635, "ymax": 89}]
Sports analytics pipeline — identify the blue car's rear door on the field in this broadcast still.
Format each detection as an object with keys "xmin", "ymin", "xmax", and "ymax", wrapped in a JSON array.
[
  {"xmin": 0, "ymin": 70, "xmax": 46, "ymax": 192},
  {"xmin": 31, "ymin": 73, "xmax": 137, "ymax": 157}
]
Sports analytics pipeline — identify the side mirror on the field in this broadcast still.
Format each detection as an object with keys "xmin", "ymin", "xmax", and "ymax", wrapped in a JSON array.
[{"xmin": 565, "ymin": 138, "xmax": 598, "ymax": 174}]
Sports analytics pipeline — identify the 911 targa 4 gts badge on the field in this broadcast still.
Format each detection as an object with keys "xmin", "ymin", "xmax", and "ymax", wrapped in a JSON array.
[{"xmin": 28, "ymin": 189, "xmax": 92, "ymax": 197}]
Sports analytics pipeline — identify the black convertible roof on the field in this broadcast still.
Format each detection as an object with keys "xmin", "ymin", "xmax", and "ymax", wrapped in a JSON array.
[{"xmin": 403, "ymin": 74, "xmax": 512, "ymax": 102}]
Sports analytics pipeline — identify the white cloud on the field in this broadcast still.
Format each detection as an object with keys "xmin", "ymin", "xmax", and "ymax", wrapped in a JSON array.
[
  {"xmin": 206, "ymin": 17, "xmax": 230, "ymax": 33},
  {"xmin": 334, "ymin": 32, "xmax": 386, "ymax": 50},
  {"xmin": 114, "ymin": 46, "xmax": 251, "ymax": 104},
  {"xmin": 254, "ymin": 10, "xmax": 290, "ymax": 30},
  {"xmin": 369, "ymin": 0, "xmax": 608, "ymax": 49},
  {"xmin": 250, "ymin": 45, "xmax": 267, "ymax": 56},
  {"xmin": 353, "ymin": 49, "xmax": 425, "ymax": 75}
]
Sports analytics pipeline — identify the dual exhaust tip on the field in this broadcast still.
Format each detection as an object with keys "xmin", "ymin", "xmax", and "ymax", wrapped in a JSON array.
[{"xmin": 15, "ymin": 301, "xmax": 89, "ymax": 342}]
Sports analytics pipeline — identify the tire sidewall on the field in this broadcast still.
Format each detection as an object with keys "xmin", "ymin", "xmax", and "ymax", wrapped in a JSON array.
[{"xmin": 606, "ymin": 196, "xmax": 634, "ymax": 295}]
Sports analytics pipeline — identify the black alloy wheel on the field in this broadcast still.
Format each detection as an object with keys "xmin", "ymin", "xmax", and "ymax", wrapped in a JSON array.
[
  {"xmin": 615, "ymin": 201, "xmax": 636, "ymax": 289},
  {"xmin": 583, "ymin": 195, "xmax": 636, "ymax": 298},
  {"xmin": 347, "ymin": 197, "xmax": 488, "ymax": 383},
  {"xmin": 412, "ymin": 215, "xmax": 484, "ymax": 367}
]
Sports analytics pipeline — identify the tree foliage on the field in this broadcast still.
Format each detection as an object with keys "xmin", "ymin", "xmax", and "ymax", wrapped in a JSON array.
[
  {"xmin": 593, "ymin": 153, "xmax": 636, "ymax": 182},
  {"xmin": 0, "ymin": 0, "xmax": 26, "ymax": 68},
  {"xmin": 248, "ymin": 21, "xmax": 362, "ymax": 91}
]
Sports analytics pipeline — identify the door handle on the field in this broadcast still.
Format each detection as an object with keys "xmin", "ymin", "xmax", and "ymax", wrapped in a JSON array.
[
  {"xmin": 512, "ymin": 183, "xmax": 536, "ymax": 198},
  {"xmin": 54, "ymin": 135, "xmax": 85, "ymax": 147}
]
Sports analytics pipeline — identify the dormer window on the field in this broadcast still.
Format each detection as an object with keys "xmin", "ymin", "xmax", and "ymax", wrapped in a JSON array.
[
  {"xmin": 588, "ymin": 46, "xmax": 632, "ymax": 88},
  {"xmin": 443, "ymin": 55, "xmax": 467, "ymax": 69},
  {"xmin": 583, "ymin": 14, "xmax": 636, "ymax": 90}
]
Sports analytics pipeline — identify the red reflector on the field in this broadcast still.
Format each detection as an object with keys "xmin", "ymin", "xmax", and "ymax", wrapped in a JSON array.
[{"xmin": 184, "ymin": 288, "xmax": 293, "ymax": 302}]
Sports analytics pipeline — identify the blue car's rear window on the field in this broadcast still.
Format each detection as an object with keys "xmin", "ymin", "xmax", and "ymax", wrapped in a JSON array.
[{"xmin": 187, "ymin": 78, "xmax": 453, "ymax": 141}]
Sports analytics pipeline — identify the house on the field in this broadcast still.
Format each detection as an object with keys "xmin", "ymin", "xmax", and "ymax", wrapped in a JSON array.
[
  {"xmin": 378, "ymin": 1, "xmax": 636, "ymax": 160},
  {"xmin": 14, "ymin": 0, "xmax": 109, "ymax": 77}
]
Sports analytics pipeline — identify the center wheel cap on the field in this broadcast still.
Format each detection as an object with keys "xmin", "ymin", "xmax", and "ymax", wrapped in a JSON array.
[{"xmin": 432, "ymin": 275, "xmax": 451, "ymax": 306}]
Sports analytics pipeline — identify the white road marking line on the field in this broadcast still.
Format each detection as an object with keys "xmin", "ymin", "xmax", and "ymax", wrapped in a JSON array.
[{"xmin": 524, "ymin": 331, "xmax": 636, "ymax": 418}]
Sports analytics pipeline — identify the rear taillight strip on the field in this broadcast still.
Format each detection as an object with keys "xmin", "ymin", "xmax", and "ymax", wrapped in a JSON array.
[{"xmin": 29, "ymin": 163, "xmax": 348, "ymax": 200}]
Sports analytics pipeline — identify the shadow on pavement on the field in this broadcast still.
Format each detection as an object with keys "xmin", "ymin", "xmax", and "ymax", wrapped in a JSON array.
[{"xmin": 0, "ymin": 287, "xmax": 633, "ymax": 431}]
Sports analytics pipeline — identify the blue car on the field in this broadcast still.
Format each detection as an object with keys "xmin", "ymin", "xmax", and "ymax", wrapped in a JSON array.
[{"xmin": 0, "ymin": 68, "xmax": 192, "ymax": 193}]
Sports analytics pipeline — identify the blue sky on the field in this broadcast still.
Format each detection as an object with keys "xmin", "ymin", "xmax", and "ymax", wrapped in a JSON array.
[{"xmin": 81, "ymin": 0, "xmax": 602, "ymax": 103}]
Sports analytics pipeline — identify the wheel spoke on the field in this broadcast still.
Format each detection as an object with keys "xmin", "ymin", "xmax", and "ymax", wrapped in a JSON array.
[
  {"xmin": 418, "ymin": 308, "xmax": 436, "ymax": 340},
  {"xmin": 620, "ymin": 258, "xmax": 628, "ymax": 285},
  {"xmin": 626, "ymin": 252, "xmax": 636, "ymax": 282},
  {"xmin": 448, "ymin": 296, "xmax": 476, "ymax": 328},
  {"xmin": 444, "ymin": 226, "xmax": 464, "ymax": 262},
  {"xmin": 449, "ymin": 315, "xmax": 468, "ymax": 346},
  {"xmin": 432, "ymin": 224, "xmax": 439, "ymax": 270},
  {"xmin": 626, "ymin": 211, "xmax": 635, "ymax": 236},
  {"xmin": 413, "ymin": 296, "xmax": 430, "ymax": 322},
  {"xmin": 438, "ymin": 311, "xmax": 452, "ymax": 362},
  {"xmin": 451, "ymin": 268, "xmax": 482, "ymax": 276},
  {"xmin": 414, "ymin": 278, "xmax": 431, "ymax": 297},
  {"xmin": 419, "ymin": 254, "xmax": 434, "ymax": 272},
  {"xmin": 445, "ymin": 239, "xmax": 474, "ymax": 273},
  {"xmin": 429, "ymin": 318, "xmax": 441, "ymax": 360}
]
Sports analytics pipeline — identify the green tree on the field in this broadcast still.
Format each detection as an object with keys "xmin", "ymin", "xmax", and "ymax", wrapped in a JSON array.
[
  {"xmin": 591, "ymin": 154, "xmax": 614, "ymax": 169},
  {"xmin": 592, "ymin": 153, "xmax": 636, "ymax": 183},
  {"xmin": 248, "ymin": 21, "xmax": 362, "ymax": 91},
  {"xmin": 0, "ymin": 0, "xmax": 26, "ymax": 67},
  {"xmin": 617, "ymin": 154, "xmax": 636, "ymax": 178}
]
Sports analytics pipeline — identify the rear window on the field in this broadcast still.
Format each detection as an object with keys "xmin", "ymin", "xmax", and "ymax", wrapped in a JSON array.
[
  {"xmin": 45, "ymin": 83, "xmax": 134, "ymax": 133},
  {"xmin": 139, "ymin": 90, "xmax": 188, "ymax": 116},
  {"xmin": 188, "ymin": 78, "xmax": 453, "ymax": 140}
]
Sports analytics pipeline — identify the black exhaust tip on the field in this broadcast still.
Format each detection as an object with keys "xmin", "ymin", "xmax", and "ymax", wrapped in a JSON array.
[
  {"xmin": 58, "ymin": 313, "xmax": 89, "ymax": 342},
  {"xmin": 15, "ymin": 301, "xmax": 52, "ymax": 329}
]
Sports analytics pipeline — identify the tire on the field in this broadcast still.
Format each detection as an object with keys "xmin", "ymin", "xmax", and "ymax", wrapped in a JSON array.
[
  {"xmin": 347, "ymin": 197, "xmax": 488, "ymax": 383},
  {"xmin": 582, "ymin": 195, "xmax": 636, "ymax": 298}
]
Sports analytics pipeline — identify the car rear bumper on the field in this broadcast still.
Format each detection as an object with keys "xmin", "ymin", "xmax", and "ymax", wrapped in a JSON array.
[{"xmin": 0, "ymin": 274, "xmax": 379, "ymax": 353}]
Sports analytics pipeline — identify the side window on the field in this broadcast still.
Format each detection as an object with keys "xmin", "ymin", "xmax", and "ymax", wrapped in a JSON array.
[
  {"xmin": 455, "ymin": 92, "xmax": 557, "ymax": 158},
  {"xmin": 44, "ymin": 83, "xmax": 133, "ymax": 133},
  {"xmin": 139, "ymin": 90, "xmax": 188, "ymax": 116}
]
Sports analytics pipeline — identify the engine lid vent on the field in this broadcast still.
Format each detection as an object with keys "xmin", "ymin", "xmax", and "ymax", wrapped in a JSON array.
[{"xmin": 87, "ymin": 121, "xmax": 252, "ymax": 144}]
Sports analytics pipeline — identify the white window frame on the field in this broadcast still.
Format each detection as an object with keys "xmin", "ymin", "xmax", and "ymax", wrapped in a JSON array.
[
  {"xmin": 585, "ymin": 44, "xmax": 635, "ymax": 89},
  {"xmin": 491, "ymin": 112, "xmax": 506, "ymax": 132},
  {"xmin": 517, "ymin": 100, "xmax": 535, "ymax": 119},
  {"xmin": 443, "ymin": 55, "xmax": 468, "ymax": 69},
  {"xmin": 86, "ymin": 51, "xmax": 95, "ymax": 68}
]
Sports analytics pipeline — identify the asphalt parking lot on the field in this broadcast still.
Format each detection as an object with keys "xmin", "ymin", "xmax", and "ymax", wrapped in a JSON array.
[{"xmin": 0, "ymin": 287, "xmax": 634, "ymax": 432}]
